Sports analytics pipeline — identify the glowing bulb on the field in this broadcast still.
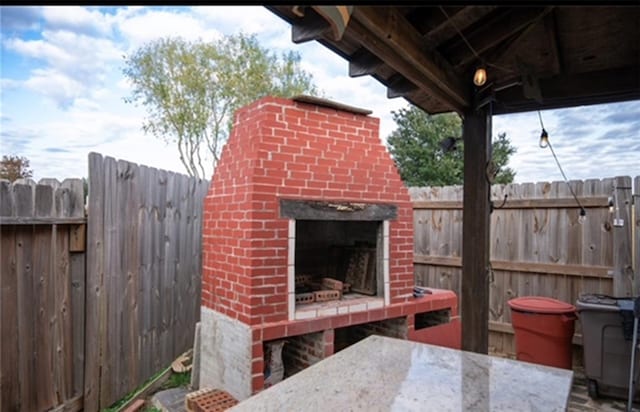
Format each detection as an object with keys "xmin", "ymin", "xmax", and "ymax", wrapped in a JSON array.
[
  {"xmin": 473, "ymin": 67, "xmax": 487, "ymax": 86},
  {"xmin": 578, "ymin": 209, "xmax": 586, "ymax": 225},
  {"xmin": 539, "ymin": 129, "xmax": 549, "ymax": 148}
]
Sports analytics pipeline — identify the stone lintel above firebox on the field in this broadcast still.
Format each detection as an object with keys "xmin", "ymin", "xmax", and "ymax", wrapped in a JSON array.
[{"xmin": 280, "ymin": 199, "xmax": 397, "ymax": 221}]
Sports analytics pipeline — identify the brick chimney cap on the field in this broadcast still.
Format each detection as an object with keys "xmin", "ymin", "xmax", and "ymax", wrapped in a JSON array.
[{"xmin": 292, "ymin": 95, "xmax": 373, "ymax": 116}]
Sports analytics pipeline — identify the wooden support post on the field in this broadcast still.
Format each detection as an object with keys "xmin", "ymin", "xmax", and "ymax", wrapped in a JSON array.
[{"xmin": 461, "ymin": 106, "xmax": 492, "ymax": 354}]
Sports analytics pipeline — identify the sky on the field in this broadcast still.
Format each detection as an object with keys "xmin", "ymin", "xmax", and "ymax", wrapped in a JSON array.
[{"xmin": 1, "ymin": 5, "xmax": 639, "ymax": 184}]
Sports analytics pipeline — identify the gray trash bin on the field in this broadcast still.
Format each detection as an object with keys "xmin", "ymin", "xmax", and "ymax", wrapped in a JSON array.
[{"xmin": 576, "ymin": 294, "xmax": 640, "ymax": 400}]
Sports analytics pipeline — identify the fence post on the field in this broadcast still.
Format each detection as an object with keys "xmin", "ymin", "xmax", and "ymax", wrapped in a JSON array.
[
  {"xmin": 613, "ymin": 176, "xmax": 633, "ymax": 296},
  {"xmin": 84, "ymin": 152, "xmax": 105, "ymax": 412},
  {"xmin": 634, "ymin": 176, "xmax": 639, "ymax": 296}
]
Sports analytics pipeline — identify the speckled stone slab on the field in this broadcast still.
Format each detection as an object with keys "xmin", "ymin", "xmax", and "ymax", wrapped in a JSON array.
[{"xmin": 230, "ymin": 335, "xmax": 573, "ymax": 412}]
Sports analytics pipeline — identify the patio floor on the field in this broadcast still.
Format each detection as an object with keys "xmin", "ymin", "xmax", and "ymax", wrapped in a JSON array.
[{"xmin": 568, "ymin": 367, "xmax": 630, "ymax": 412}]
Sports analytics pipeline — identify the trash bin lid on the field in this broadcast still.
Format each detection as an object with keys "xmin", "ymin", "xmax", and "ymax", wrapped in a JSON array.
[
  {"xmin": 508, "ymin": 296, "xmax": 576, "ymax": 314},
  {"xmin": 577, "ymin": 294, "xmax": 619, "ymax": 306}
]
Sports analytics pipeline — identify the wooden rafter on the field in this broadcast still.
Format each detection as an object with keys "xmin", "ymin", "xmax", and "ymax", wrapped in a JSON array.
[
  {"xmin": 481, "ymin": 8, "xmax": 555, "ymax": 77},
  {"xmin": 544, "ymin": 11, "xmax": 564, "ymax": 76},
  {"xmin": 291, "ymin": 9, "xmax": 332, "ymax": 44},
  {"xmin": 407, "ymin": 6, "xmax": 464, "ymax": 36},
  {"xmin": 445, "ymin": 7, "xmax": 554, "ymax": 68},
  {"xmin": 386, "ymin": 75, "xmax": 418, "ymax": 99},
  {"xmin": 348, "ymin": 48, "xmax": 385, "ymax": 77},
  {"xmin": 352, "ymin": 6, "xmax": 470, "ymax": 112},
  {"xmin": 425, "ymin": 6, "xmax": 497, "ymax": 48}
]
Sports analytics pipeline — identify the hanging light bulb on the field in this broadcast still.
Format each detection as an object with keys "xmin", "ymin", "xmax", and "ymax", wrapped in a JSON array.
[
  {"xmin": 578, "ymin": 208, "xmax": 586, "ymax": 225},
  {"xmin": 608, "ymin": 196, "xmax": 615, "ymax": 213},
  {"xmin": 473, "ymin": 67, "xmax": 487, "ymax": 86},
  {"xmin": 539, "ymin": 128, "xmax": 549, "ymax": 148}
]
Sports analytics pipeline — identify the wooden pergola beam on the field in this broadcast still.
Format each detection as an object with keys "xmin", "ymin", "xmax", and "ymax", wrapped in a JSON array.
[
  {"xmin": 352, "ymin": 6, "xmax": 470, "ymax": 112},
  {"xmin": 493, "ymin": 65, "xmax": 640, "ymax": 114}
]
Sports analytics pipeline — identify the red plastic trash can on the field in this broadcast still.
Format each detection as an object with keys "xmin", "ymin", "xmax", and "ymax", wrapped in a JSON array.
[{"xmin": 508, "ymin": 296, "xmax": 577, "ymax": 369}]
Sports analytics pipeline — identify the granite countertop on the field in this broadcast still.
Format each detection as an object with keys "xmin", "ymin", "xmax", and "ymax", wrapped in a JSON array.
[{"xmin": 230, "ymin": 335, "xmax": 574, "ymax": 412}]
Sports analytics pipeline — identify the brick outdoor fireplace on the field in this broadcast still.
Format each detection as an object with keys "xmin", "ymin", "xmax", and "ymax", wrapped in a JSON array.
[{"xmin": 199, "ymin": 96, "xmax": 460, "ymax": 401}]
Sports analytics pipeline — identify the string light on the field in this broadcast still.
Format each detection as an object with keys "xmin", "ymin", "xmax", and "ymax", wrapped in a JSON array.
[
  {"xmin": 539, "ymin": 127, "xmax": 549, "ymax": 148},
  {"xmin": 473, "ymin": 67, "xmax": 487, "ymax": 86},
  {"xmin": 439, "ymin": 7, "xmax": 514, "ymax": 87},
  {"xmin": 537, "ymin": 110, "xmax": 586, "ymax": 224}
]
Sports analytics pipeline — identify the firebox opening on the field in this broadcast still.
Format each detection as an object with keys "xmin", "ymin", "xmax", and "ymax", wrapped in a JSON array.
[
  {"xmin": 334, "ymin": 317, "xmax": 408, "ymax": 353},
  {"xmin": 294, "ymin": 220, "xmax": 382, "ymax": 305}
]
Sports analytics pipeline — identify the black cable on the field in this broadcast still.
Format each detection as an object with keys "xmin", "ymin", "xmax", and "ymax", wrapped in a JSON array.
[
  {"xmin": 438, "ymin": 7, "xmax": 515, "ymax": 75},
  {"xmin": 537, "ymin": 111, "xmax": 586, "ymax": 218}
]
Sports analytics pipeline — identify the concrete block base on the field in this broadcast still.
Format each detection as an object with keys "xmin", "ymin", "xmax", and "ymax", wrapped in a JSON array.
[{"xmin": 199, "ymin": 307, "xmax": 253, "ymax": 401}]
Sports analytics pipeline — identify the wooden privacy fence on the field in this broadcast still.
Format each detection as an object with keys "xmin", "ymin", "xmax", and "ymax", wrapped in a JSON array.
[
  {"xmin": 0, "ymin": 178, "xmax": 85, "ymax": 412},
  {"xmin": 84, "ymin": 153, "xmax": 208, "ymax": 411},
  {"xmin": 410, "ymin": 176, "xmax": 637, "ymax": 356},
  {"xmin": 0, "ymin": 153, "xmax": 209, "ymax": 412}
]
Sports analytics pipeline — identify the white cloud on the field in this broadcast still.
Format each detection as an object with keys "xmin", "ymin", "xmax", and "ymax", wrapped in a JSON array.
[
  {"xmin": 116, "ymin": 77, "xmax": 132, "ymax": 91},
  {"xmin": 1, "ymin": 99, "xmax": 184, "ymax": 180},
  {"xmin": 116, "ymin": 9, "xmax": 223, "ymax": 52},
  {"xmin": 4, "ymin": 29, "xmax": 122, "ymax": 107},
  {"xmin": 22, "ymin": 68, "xmax": 84, "ymax": 107},
  {"xmin": 194, "ymin": 6, "xmax": 283, "ymax": 36},
  {"xmin": 0, "ymin": 6, "xmax": 42, "ymax": 33},
  {"xmin": 5, "ymin": 36, "xmax": 69, "ymax": 64},
  {"xmin": 0, "ymin": 78, "xmax": 22, "ymax": 90},
  {"xmin": 493, "ymin": 103, "xmax": 640, "ymax": 183},
  {"xmin": 41, "ymin": 6, "xmax": 113, "ymax": 37}
]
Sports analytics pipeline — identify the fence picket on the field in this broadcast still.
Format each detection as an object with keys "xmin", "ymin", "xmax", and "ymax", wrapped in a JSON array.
[
  {"xmin": 85, "ymin": 153, "xmax": 104, "ymax": 411},
  {"xmin": 0, "ymin": 226, "xmax": 19, "ymax": 411}
]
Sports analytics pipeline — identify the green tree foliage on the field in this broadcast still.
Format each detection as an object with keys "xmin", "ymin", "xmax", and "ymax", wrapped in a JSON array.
[
  {"xmin": 0, "ymin": 155, "xmax": 33, "ymax": 182},
  {"xmin": 123, "ymin": 33, "xmax": 319, "ymax": 178},
  {"xmin": 387, "ymin": 106, "xmax": 516, "ymax": 186}
]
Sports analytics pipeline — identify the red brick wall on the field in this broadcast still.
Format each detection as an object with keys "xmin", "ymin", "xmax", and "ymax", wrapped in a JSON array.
[
  {"xmin": 281, "ymin": 330, "xmax": 332, "ymax": 377},
  {"xmin": 353, "ymin": 317, "xmax": 408, "ymax": 340},
  {"xmin": 202, "ymin": 96, "xmax": 414, "ymax": 326},
  {"xmin": 335, "ymin": 317, "xmax": 408, "ymax": 352}
]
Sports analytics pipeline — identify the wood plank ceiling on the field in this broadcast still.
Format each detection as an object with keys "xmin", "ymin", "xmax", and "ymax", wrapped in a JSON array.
[{"xmin": 267, "ymin": 6, "xmax": 640, "ymax": 115}]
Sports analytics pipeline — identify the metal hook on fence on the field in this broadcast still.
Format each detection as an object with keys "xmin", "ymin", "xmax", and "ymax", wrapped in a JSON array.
[
  {"xmin": 487, "ymin": 263, "xmax": 495, "ymax": 284},
  {"xmin": 490, "ymin": 194, "xmax": 508, "ymax": 213}
]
